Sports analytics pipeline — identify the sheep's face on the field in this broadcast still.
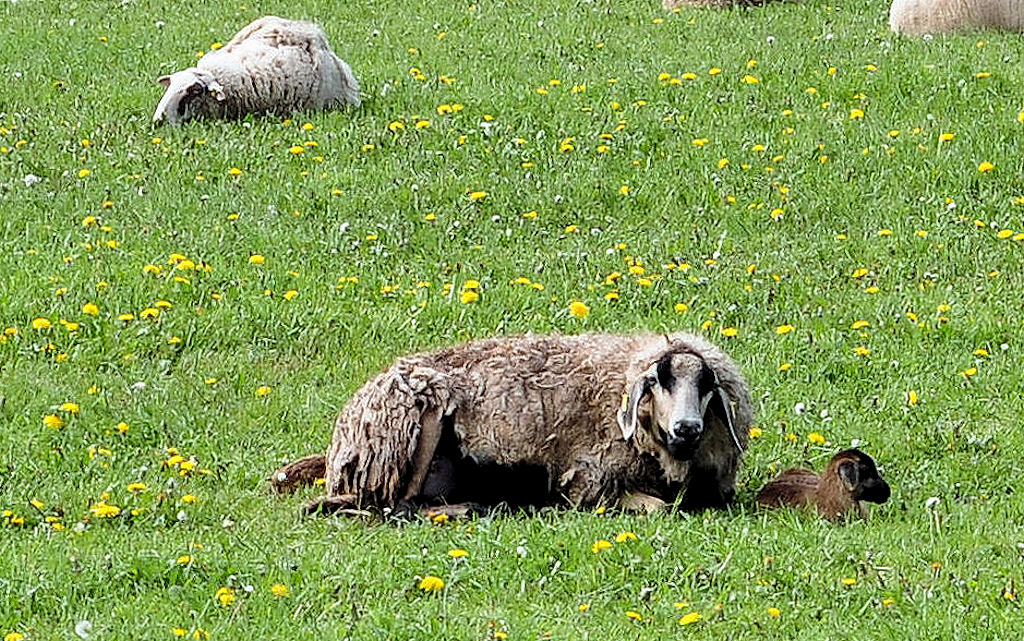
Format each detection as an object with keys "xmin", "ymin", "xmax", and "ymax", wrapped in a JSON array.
[
  {"xmin": 834, "ymin": 449, "xmax": 891, "ymax": 505},
  {"xmin": 153, "ymin": 70, "xmax": 225, "ymax": 125},
  {"xmin": 618, "ymin": 352, "xmax": 732, "ymax": 461}
]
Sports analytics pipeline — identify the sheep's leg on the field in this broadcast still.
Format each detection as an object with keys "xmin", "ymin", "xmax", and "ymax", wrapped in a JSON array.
[
  {"xmin": 399, "ymin": 407, "xmax": 445, "ymax": 503},
  {"xmin": 304, "ymin": 493, "xmax": 370, "ymax": 517},
  {"xmin": 618, "ymin": 491, "xmax": 668, "ymax": 514},
  {"xmin": 269, "ymin": 454, "xmax": 327, "ymax": 493}
]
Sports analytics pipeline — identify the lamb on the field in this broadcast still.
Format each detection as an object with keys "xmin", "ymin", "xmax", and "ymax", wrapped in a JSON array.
[
  {"xmin": 889, "ymin": 0, "xmax": 1024, "ymax": 35},
  {"xmin": 756, "ymin": 449, "xmax": 891, "ymax": 521},
  {"xmin": 153, "ymin": 16, "xmax": 360, "ymax": 125},
  {"xmin": 272, "ymin": 332, "xmax": 753, "ymax": 517}
]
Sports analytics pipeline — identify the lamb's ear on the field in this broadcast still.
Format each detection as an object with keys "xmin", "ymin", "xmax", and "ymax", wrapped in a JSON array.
[
  {"xmin": 707, "ymin": 385, "xmax": 740, "ymax": 451},
  {"xmin": 207, "ymin": 80, "xmax": 226, "ymax": 101},
  {"xmin": 837, "ymin": 460, "xmax": 859, "ymax": 492},
  {"xmin": 158, "ymin": 75, "xmax": 172, "ymax": 87},
  {"xmin": 617, "ymin": 375, "xmax": 652, "ymax": 441}
]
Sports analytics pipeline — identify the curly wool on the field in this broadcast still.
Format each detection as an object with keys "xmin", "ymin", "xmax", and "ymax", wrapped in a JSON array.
[
  {"xmin": 890, "ymin": 0, "xmax": 1024, "ymax": 34},
  {"xmin": 323, "ymin": 332, "xmax": 752, "ymax": 509}
]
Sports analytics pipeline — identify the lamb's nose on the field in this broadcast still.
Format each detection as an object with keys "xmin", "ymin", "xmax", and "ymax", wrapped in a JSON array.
[{"xmin": 672, "ymin": 419, "xmax": 702, "ymax": 440}]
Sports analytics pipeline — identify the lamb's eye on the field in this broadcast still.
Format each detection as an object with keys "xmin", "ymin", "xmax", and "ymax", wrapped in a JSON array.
[{"xmin": 187, "ymin": 83, "xmax": 204, "ymax": 96}]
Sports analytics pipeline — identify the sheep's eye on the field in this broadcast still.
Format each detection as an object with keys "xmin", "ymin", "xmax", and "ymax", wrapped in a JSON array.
[{"xmin": 186, "ymin": 83, "xmax": 204, "ymax": 96}]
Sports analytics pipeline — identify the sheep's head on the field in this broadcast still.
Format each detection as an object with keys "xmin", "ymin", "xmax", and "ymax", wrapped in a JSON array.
[
  {"xmin": 617, "ymin": 350, "xmax": 736, "ymax": 461},
  {"xmin": 153, "ymin": 69, "xmax": 226, "ymax": 125},
  {"xmin": 829, "ymin": 449, "xmax": 891, "ymax": 505}
]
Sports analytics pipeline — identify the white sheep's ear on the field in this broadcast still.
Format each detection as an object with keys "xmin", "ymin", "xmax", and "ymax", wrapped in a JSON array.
[
  {"xmin": 208, "ymin": 80, "xmax": 226, "ymax": 101},
  {"xmin": 157, "ymin": 75, "xmax": 172, "ymax": 87},
  {"xmin": 617, "ymin": 375, "xmax": 652, "ymax": 441}
]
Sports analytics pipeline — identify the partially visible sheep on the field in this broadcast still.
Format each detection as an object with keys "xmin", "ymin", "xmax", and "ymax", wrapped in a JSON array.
[
  {"xmin": 889, "ymin": 0, "xmax": 1024, "ymax": 35},
  {"xmin": 153, "ymin": 16, "xmax": 360, "ymax": 125},
  {"xmin": 272, "ymin": 332, "xmax": 753, "ymax": 517}
]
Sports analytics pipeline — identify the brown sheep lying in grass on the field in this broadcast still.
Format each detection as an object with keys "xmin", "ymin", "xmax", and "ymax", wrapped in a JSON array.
[
  {"xmin": 273, "ymin": 332, "xmax": 753, "ymax": 518},
  {"xmin": 756, "ymin": 449, "xmax": 891, "ymax": 521}
]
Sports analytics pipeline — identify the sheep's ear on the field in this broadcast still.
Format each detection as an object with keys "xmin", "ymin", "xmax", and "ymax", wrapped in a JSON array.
[
  {"xmin": 707, "ymin": 385, "xmax": 740, "ymax": 451},
  {"xmin": 207, "ymin": 80, "xmax": 226, "ymax": 101},
  {"xmin": 837, "ymin": 460, "xmax": 859, "ymax": 492},
  {"xmin": 157, "ymin": 75, "xmax": 172, "ymax": 87},
  {"xmin": 617, "ymin": 376, "xmax": 652, "ymax": 441}
]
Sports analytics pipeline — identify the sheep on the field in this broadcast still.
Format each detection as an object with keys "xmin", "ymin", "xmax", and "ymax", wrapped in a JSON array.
[
  {"xmin": 755, "ymin": 449, "xmax": 891, "ymax": 521},
  {"xmin": 271, "ymin": 332, "xmax": 753, "ymax": 517},
  {"xmin": 153, "ymin": 16, "xmax": 360, "ymax": 125},
  {"xmin": 889, "ymin": 0, "xmax": 1024, "ymax": 35}
]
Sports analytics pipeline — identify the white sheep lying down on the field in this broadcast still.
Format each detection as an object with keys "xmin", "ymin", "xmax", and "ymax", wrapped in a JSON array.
[
  {"xmin": 273, "ymin": 332, "xmax": 753, "ymax": 517},
  {"xmin": 153, "ymin": 16, "xmax": 360, "ymax": 125},
  {"xmin": 890, "ymin": 0, "xmax": 1024, "ymax": 35}
]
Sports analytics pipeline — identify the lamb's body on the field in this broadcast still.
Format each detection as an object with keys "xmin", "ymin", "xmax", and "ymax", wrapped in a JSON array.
[
  {"xmin": 889, "ymin": 0, "xmax": 1024, "ymax": 35},
  {"xmin": 153, "ymin": 16, "xmax": 359, "ymax": 124},
  {"xmin": 314, "ymin": 332, "xmax": 751, "ymax": 513}
]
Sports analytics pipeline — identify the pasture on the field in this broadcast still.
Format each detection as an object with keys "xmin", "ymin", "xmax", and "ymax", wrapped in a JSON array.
[{"xmin": 1, "ymin": 0, "xmax": 1022, "ymax": 638}]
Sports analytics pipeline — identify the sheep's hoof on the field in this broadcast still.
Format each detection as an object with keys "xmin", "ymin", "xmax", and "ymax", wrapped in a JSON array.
[
  {"xmin": 420, "ymin": 502, "xmax": 490, "ymax": 520},
  {"xmin": 304, "ymin": 494, "xmax": 369, "ymax": 517},
  {"xmin": 269, "ymin": 454, "xmax": 327, "ymax": 494}
]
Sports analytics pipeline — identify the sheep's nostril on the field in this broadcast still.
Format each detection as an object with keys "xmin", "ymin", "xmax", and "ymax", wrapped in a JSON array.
[{"xmin": 672, "ymin": 419, "xmax": 702, "ymax": 441}]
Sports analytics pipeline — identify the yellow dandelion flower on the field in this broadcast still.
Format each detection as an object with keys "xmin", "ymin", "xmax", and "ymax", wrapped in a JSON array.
[
  {"xmin": 849, "ymin": 108, "xmax": 865, "ymax": 120},
  {"xmin": 842, "ymin": 578, "xmax": 857, "ymax": 586},
  {"xmin": 5, "ymin": 633, "xmax": 26, "ymax": 641},
  {"xmin": 215, "ymin": 586, "xmax": 236, "ymax": 605},
  {"xmin": 448, "ymin": 548, "xmax": 468, "ymax": 558},
  {"xmin": 271, "ymin": 583, "xmax": 289, "ymax": 597},
  {"xmin": 625, "ymin": 611, "xmax": 643, "ymax": 622},
  {"xmin": 31, "ymin": 318, "xmax": 52, "ymax": 330},
  {"xmin": 720, "ymin": 327, "xmax": 738, "ymax": 338},
  {"xmin": 578, "ymin": 603, "xmax": 590, "ymax": 612},
  {"xmin": 289, "ymin": 145, "xmax": 305, "ymax": 154},
  {"xmin": 882, "ymin": 598, "xmax": 896, "ymax": 607},
  {"xmin": 569, "ymin": 301, "xmax": 590, "ymax": 318},
  {"xmin": 767, "ymin": 607, "xmax": 781, "ymax": 618},
  {"xmin": 907, "ymin": 390, "xmax": 919, "ymax": 406},
  {"xmin": 615, "ymin": 531, "xmax": 637, "ymax": 543},
  {"xmin": 978, "ymin": 161, "xmax": 994, "ymax": 173},
  {"xmin": 808, "ymin": 432, "xmax": 826, "ymax": 445},
  {"xmin": 591, "ymin": 539, "xmax": 613, "ymax": 553},
  {"xmin": 850, "ymin": 320, "xmax": 870, "ymax": 330},
  {"xmin": 249, "ymin": 254, "xmax": 265, "ymax": 265},
  {"xmin": 227, "ymin": 167, "xmax": 242, "ymax": 176},
  {"xmin": 418, "ymin": 576, "xmax": 445, "ymax": 592},
  {"xmin": 460, "ymin": 290, "xmax": 479, "ymax": 304},
  {"xmin": 674, "ymin": 302, "xmax": 688, "ymax": 314},
  {"xmin": 181, "ymin": 494, "xmax": 197, "ymax": 504},
  {"xmin": 749, "ymin": 427, "xmax": 763, "ymax": 438},
  {"xmin": 283, "ymin": 290, "xmax": 298, "ymax": 301},
  {"xmin": 60, "ymin": 402, "xmax": 79, "ymax": 413},
  {"xmin": 779, "ymin": 362, "xmax": 792, "ymax": 371},
  {"xmin": 126, "ymin": 482, "xmax": 148, "ymax": 492},
  {"xmin": 43, "ymin": 414, "xmax": 64, "ymax": 429},
  {"xmin": 679, "ymin": 612, "xmax": 702, "ymax": 625},
  {"xmin": 854, "ymin": 346, "xmax": 871, "ymax": 357},
  {"xmin": 468, "ymin": 190, "xmax": 487, "ymax": 201},
  {"xmin": 256, "ymin": 385, "xmax": 272, "ymax": 397},
  {"xmin": 90, "ymin": 501, "xmax": 121, "ymax": 518},
  {"xmin": 775, "ymin": 324, "xmax": 794, "ymax": 335},
  {"xmin": 851, "ymin": 268, "xmax": 869, "ymax": 279},
  {"xmin": 742, "ymin": 74, "xmax": 760, "ymax": 85},
  {"xmin": 117, "ymin": 421, "xmax": 129, "ymax": 434},
  {"xmin": 939, "ymin": 132, "xmax": 954, "ymax": 142},
  {"xmin": 619, "ymin": 185, "xmax": 630, "ymax": 195},
  {"xmin": 78, "ymin": 169, "xmax": 91, "ymax": 178}
]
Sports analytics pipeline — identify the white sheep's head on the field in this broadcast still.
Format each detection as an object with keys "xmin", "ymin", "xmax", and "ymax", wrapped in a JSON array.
[
  {"xmin": 153, "ymin": 69, "xmax": 225, "ymax": 125},
  {"xmin": 617, "ymin": 349, "xmax": 736, "ymax": 461}
]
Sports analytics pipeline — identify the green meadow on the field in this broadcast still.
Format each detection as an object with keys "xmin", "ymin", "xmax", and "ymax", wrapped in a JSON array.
[{"xmin": 1, "ymin": 0, "xmax": 1022, "ymax": 638}]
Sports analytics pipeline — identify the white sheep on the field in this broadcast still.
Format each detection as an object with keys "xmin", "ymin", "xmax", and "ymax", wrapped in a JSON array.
[
  {"xmin": 272, "ymin": 332, "xmax": 753, "ymax": 517},
  {"xmin": 889, "ymin": 0, "xmax": 1024, "ymax": 35},
  {"xmin": 153, "ymin": 16, "xmax": 360, "ymax": 125}
]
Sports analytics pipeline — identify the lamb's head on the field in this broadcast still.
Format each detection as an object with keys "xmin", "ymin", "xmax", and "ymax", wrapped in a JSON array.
[
  {"xmin": 828, "ymin": 449, "xmax": 891, "ymax": 505},
  {"xmin": 617, "ymin": 349, "xmax": 737, "ymax": 461},
  {"xmin": 153, "ymin": 69, "xmax": 226, "ymax": 125}
]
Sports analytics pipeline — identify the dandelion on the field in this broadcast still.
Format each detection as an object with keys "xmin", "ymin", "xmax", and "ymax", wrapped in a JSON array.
[
  {"xmin": 578, "ymin": 603, "xmax": 590, "ymax": 612},
  {"xmin": 720, "ymin": 327, "xmax": 738, "ymax": 338},
  {"xmin": 808, "ymin": 432, "xmax": 826, "ymax": 445},
  {"xmin": 271, "ymin": 583, "xmax": 289, "ymax": 597},
  {"xmin": 978, "ymin": 161, "xmax": 994, "ymax": 173},
  {"xmin": 961, "ymin": 367, "xmax": 978, "ymax": 378},
  {"xmin": 43, "ymin": 414, "xmax": 64, "ymax": 429},
  {"xmin": 288, "ymin": 145, "xmax": 305, "ymax": 155},
  {"xmin": 460, "ymin": 290, "xmax": 479, "ymax": 304},
  {"xmin": 882, "ymin": 598, "xmax": 896, "ymax": 607},
  {"xmin": 418, "ymin": 576, "xmax": 445, "ymax": 592},
  {"xmin": 768, "ymin": 607, "xmax": 781, "ymax": 618},
  {"xmin": 749, "ymin": 427, "xmax": 763, "ymax": 438},
  {"xmin": 126, "ymin": 482, "xmax": 148, "ymax": 492},
  {"xmin": 849, "ymin": 108, "xmax": 865, "ymax": 120},
  {"xmin": 60, "ymin": 402, "xmax": 79, "ymax": 413},
  {"xmin": 842, "ymin": 578, "xmax": 857, "ymax": 586},
  {"xmin": 31, "ymin": 318, "xmax": 52, "ymax": 330},
  {"xmin": 679, "ymin": 612, "xmax": 702, "ymax": 625},
  {"xmin": 78, "ymin": 169, "xmax": 91, "ymax": 178},
  {"xmin": 674, "ymin": 302, "xmax": 688, "ymax": 314},
  {"xmin": 468, "ymin": 190, "xmax": 487, "ymax": 201},
  {"xmin": 619, "ymin": 185, "xmax": 630, "ymax": 195},
  {"xmin": 851, "ymin": 268, "xmax": 869, "ymax": 279},
  {"xmin": 850, "ymin": 320, "xmax": 869, "ymax": 330},
  {"xmin": 215, "ymin": 586, "xmax": 236, "ymax": 605},
  {"xmin": 82, "ymin": 302, "xmax": 99, "ymax": 316},
  {"xmin": 625, "ymin": 611, "xmax": 643, "ymax": 622},
  {"xmin": 854, "ymin": 346, "xmax": 871, "ymax": 357},
  {"xmin": 779, "ymin": 362, "xmax": 792, "ymax": 371},
  {"xmin": 996, "ymin": 229, "xmax": 1014, "ymax": 239},
  {"xmin": 227, "ymin": 167, "xmax": 243, "ymax": 176},
  {"xmin": 256, "ymin": 385, "xmax": 273, "ymax": 397},
  {"xmin": 775, "ymin": 324, "xmax": 794, "ymax": 335},
  {"xmin": 249, "ymin": 254, "xmax": 265, "ymax": 265},
  {"xmin": 939, "ymin": 132, "xmax": 954, "ymax": 142},
  {"xmin": 591, "ymin": 539, "xmax": 613, "ymax": 553},
  {"xmin": 742, "ymin": 74, "xmax": 760, "ymax": 85},
  {"xmin": 181, "ymin": 494, "xmax": 197, "ymax": 504},
  {"xmin": 90, "ymin": 501, "xmax": 121, "ymax": 518},
  {"xmin": 4, "ymin": 633, "xmax": 25, "ymax": 641},
  {"xmin": 569, "ymin": 301, "xmax": 589, "ymax": 318}
]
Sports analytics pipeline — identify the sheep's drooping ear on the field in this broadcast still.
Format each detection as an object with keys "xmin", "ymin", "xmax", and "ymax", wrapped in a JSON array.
[
  {"xmin": 617, "ymin": 375, "xmax": 652, "ymax": 441},
  {"xmin": 837, "ymin": 460, "xmax": 859, "ymax": 492},
  {"xmin": 707, "ymin": 385, "xmax": 741, "ymax": 451},
  {"xmin": 158, "ymin": 75, "xmax": 172, "ymax": 87},
  {"xmin": 207, "ymin": 80, "xmax": 226, "ymax": 101}
]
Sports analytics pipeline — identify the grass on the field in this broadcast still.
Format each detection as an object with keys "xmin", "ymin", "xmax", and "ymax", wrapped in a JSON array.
[{"xmin": 1, "ymin": 0, "xmax": 1023, "ymax": 638}]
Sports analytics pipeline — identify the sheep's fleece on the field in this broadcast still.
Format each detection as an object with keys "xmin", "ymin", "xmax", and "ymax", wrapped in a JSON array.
[
  {"xmin": 890, "ymin": 0, "xmax": 1024, "ymax": 34},
  {"xmin": 322, "ymin": 332, "xmax": 752, "ymax": 510},
  {"xmin": 153, "ymin": 16, "xmax": 360, "ymax": 124}
]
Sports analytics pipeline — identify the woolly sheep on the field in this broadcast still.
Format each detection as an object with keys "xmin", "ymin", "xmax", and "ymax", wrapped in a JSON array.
[
  {"xmin": 272, "ymin": 332, "xmax": 753, "ymax": 517},
  {"xmin": 889, "ymin": 0, "xmax": 1024, "ymax": 35},
  {"xmin": 153, "ymin": 16, "xmax": 360, "ymax": 125}
]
